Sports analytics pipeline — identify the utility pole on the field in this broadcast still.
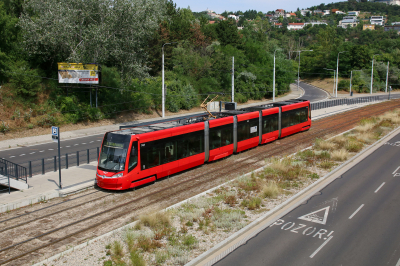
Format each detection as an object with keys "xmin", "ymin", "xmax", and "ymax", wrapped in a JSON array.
[
  {"xmin": 350, "ymin": 71, "xmax": 352, "ymax": 95},
  {"xmin": 336, "ymin": 51, "xmax": 347, "ymax": 98},
  {"xmin": 273, "ymin": 49, "xmax": 281, "ymax": 102},
  {"xmin": 162, "ymin": 42, "xmax": 178, "ymax": 118},
  {"xmin": 371, "ymin": 54, "xmax": 380, "ymax": 94},
  {"xmin": 232, "ymin": 56, "xmax": 235, "ymax": 102},
  {"xmin": 386, "ymin": 61, "xmax": 389, "ymax": 93}
]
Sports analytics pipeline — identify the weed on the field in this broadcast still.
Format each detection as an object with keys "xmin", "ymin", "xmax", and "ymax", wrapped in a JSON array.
[
  {"xmin": 314, "ymin": 138, "xmax": 336, "ymax": 151},
  {"xmin": 355, "ymin": 123, "xmax": 375, "ymax": 133},
  {"xmin": 185, "ymin": 221, "xmax": 193, "ymax": 227},
  {"xmin": 130, "ymin": 249, "xmax": 146, "ymax": 266},
  {"xmin": 308, "ymin": 173, "xmax": 320, "ymax": 179},
  {"xmin": 331, "ymin": 149, "xmax": 349, "ymax": 161},
  {"xmin": 297, "ymin": 149, "xmax": 314, "ymax": 160},
  {"xmin": 247, "ymin": 197, "xmax": 262, "ymax": 210},
  {"xmin": 224, "ymin": 194, "xmax": 237, "ymax": 207},
  {"xmin": 345, "ymin": 139, "xmax": 363, "ymax": 152},
  {"xmin": 182, "ymin": 234, "xmax": 199, "ymax": 249},
  {"xmin": 212, "ymin": 208, "xmax": 246, "ymax": 230},
  {"xmin": 331, "ymin": 135, "xmax": 348, "ymax": 148},
  {"xmin": 125, "ymin": 232, "xmax": 135, "ymax": 252},
  {"xmin": 261, "ymin": 181, "xmax": 280, "ymax": 199},
  {"xmin": 140, "ymin": 212, "xmax": 170, "ymax": 230},
  {"xmin": 137, "ymin": 235, "xmax": 162, "ymax": 251},
  {"xmin": 103, "ymin": 260, "xmax": 112, "ymax": 266},
  {"xmin": 105, "ymin": 243, "xmax": 111, "ymax": 249},
  {"xmin": 180, "ymin": 224, "xmax": 188, "ymax": 234},
  {"xmin": 134, "ymin": 222, "xmax": 142, "ymax": 231},
  {"xmin": 319, "ymin": 160, "xmax": 335, "ymax": 169},
  {"xmin": 111, "ymin": 240, "xmax": 124, "ymax": 258},
  {"xmin": 316, "ymin": 151, "xmax": 330, "ymax": 160},
  {"xmin": 155, "ymin": 250, "xmax": 169, "ymax": 265}
]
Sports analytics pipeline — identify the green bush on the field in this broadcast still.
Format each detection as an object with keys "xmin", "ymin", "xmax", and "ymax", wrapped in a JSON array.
[
  {"xmin": 8, "ymin": 60, "xmax": 43, "ymax": 99},
  {"xmin": 338, "ymin": 79, "xmax": 349, "ymax": 92}
]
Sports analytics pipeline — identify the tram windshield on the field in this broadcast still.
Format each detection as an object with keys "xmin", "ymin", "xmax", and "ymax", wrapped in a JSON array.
[{"xmin": 98, "ymin": 133, "xmax": 131, "ymax": 172}]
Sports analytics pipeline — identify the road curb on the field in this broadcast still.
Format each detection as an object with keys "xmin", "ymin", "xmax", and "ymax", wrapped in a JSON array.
[{"xmin": 186, "ymin": 124, "xmax": 400, "ymax": 266}]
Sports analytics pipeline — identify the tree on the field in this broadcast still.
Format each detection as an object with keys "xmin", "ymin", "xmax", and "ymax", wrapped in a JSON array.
[
  {"xmin": 18, "ymin": 0, "xmax": 167, "ymax": 81},
  {"xmin": 215, "ymin": 20, "xmax": 241, "ymax": 47}
]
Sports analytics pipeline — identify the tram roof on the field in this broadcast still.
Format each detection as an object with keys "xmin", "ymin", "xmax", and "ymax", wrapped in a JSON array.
[{"xmin": 115, "ymin": 99, "xmax": 308, "ymax": 135}]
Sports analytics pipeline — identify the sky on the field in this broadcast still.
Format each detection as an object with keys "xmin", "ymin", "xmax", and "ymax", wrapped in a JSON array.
[{"xmin": 172, "ymin": 0, "xmax": 344, "ymax": 14}]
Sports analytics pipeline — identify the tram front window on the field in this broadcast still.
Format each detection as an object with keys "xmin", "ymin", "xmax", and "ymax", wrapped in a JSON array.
[{"xmin": 99, "ymin": 133, "xmax": 131, "ymax": 172}]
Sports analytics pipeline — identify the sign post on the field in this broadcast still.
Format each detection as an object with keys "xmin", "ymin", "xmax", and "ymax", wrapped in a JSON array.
[{"xmin": 52, "ymin": 126, "xmax": 62, "ymax": 189}]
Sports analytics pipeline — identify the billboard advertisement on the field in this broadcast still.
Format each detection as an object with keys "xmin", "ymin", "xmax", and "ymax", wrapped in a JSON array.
[{"xmin": 57, "ymin": 63, "xmax": 99, "ymax": 84}]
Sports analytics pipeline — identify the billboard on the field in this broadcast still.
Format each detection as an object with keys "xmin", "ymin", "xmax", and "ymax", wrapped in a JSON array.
[{"xmin": 57, "ymin": 63, "xmax": 99, "ymax": 84}]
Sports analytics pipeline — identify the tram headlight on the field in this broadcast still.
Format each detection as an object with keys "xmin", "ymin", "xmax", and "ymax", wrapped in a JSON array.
[{"xmin": 113, "ymin": 173, "xmax": 124, "ymax": 178}]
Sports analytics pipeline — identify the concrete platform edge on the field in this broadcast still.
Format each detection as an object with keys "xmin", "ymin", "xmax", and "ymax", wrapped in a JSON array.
[{"xmin": 186, "ymin": 125, "xmax": 400, "ymax": 266}]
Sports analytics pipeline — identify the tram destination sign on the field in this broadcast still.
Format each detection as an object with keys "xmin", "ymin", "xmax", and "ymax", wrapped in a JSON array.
[{"xmin": 57, "ymin": 63, "xmax": 99, "ymax": 84}]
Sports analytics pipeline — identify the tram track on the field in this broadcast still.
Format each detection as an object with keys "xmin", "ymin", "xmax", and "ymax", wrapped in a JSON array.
[{"xmin": 1, "ymin": 100, "xmax": 399, "ymax": 265}]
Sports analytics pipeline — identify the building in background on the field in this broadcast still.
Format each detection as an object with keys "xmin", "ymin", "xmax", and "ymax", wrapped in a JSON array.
[
  {"xmin": 363, "ymin": 24, "xmax": 376, "ymax": 30},
  {"xmin": 338, "ymin": 17, "xmax": 359, "ymax": 28},
  {"xmin": 370, "ymin": 16, "xmax": 385, "ymax": 26}
]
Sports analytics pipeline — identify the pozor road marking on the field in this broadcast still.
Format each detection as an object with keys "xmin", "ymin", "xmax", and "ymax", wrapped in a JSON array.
[{"xmin": 269, "ymin": 219, "xmax": 334, "ymax": 240}]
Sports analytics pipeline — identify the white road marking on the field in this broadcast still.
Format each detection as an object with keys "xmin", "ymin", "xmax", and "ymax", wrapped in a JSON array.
[
  {"xmin": 298, "ymin": 207, "xmax": 330, "ymax": 225},
  {"xmin": 74, "ymin": 144, "xmax": 79, "ymax": 146},
  {"xmin": 374, "ymin": 182, "xmax": 385, "ymax": 193},
  {"xmin": 349, "ymin": 204, "xmax": 364, "ymax": 219},
  {"xmin": 39, "ymin": 150, "xmax": 44, "ymax": 152},
  {"xmin": 392, "ymin": 166, "xmax": 400, "ymax": 175},
  {"xmin": 10, "ymin": 156, "xmax": 15, "ymax": 158},
  {"xmin": 310, "ymin": 236, "xmax": 333, "ymax": 258},
  {"xmin": 82, "ymin": 143, "xmax": 86, "ymax": 144},
  {"xmin": 48, "ymin": 149, "xmax": 54, "ymax": 151},
  {"xmin": 66, "ymin": 146, "xmax": 70, "ymax": 148},
  {"xmin": 20, "ymin": 154, "xmax": 25, "ymax": 156},
  {"xmin": 29, "ymin": 152, "xmax": 35, "ymax": 154},
  {"xmin": 90, "ymin": 141, "xmax": 94, "ymax": 143},
  {"xmin": 97, "ymin": 140, "xmax": 101, "ymax": 141},
  {"xmin": 396, "ymin": 257, "xmax": 400, "ymax": 266}
]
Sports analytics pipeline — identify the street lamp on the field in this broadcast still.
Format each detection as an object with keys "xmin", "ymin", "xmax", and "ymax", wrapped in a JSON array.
[
  {"xmin": 293, "ymin": 50, "xmax": 313, "ymax": 91},
  {"xmin": 371, "ymin": 54, "xmax": 380, "ymax": 95},
  {"xmin": 324, "ymin": 68, "xmax": 336, "ymax": 96},
  {"xmin": 273, "ymin": 49, "xmax": 282, "ymax": 102},
  {"xmin": 162, "ymin": 42, "xmax": 178, "ymax": 118},
  {"xmin": 336, "ymin": 51, "xmax": 347, "ymax": 98}
]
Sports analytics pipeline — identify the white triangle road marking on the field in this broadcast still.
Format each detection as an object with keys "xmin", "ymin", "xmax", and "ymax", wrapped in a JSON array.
[{"xmin": 298, "ymin": 206, "xmax": 330, "ymax": 225}]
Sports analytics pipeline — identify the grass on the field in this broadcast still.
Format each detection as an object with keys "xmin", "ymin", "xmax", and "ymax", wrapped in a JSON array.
[
  {"xmin": 139, "ymin": 212, "xmax": 170, "ymax": 230},
  {"xmin": 314, "ymin": 138, "xmax": 336, "ymax": 151},
  {"xmin": 345, "ymin": 139, "xmax": 363, "ymax": 152},
  {"xmin": 319, "ymin": 160, "xmax": 335, "ymax": 169},
  {"xmin": 212, "ymin": 208, "xmax": 246, "ymax": 230},
  {"xmin": 331, "ymin": 149, "xmax": 349, "ymax": 161},
  {"xmin": 261, "ymin": 181, "xmax": 280, "ymax": 199},
  {"xmin": 130, "ymin": 249, "xmax": 146, "ymax": 266}
]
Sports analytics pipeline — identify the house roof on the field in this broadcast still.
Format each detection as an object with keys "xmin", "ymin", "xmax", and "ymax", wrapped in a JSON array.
[
  {"xmin": 209, "ymin": 21, "xmax": 216, "ymax": 24},
  {"xmin": 276, "ymin": 9, "xmax": 284, "ymax": 12},
  {"xmin": 288, "ymin": 23, "xmax": 304, "ymax": 25},
  {"xmin": 290, "ymin": 13, "xmax": 296, "ymax": 16}
]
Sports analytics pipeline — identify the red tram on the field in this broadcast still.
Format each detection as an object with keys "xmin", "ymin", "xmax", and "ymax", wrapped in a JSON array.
[{"xmin": 96, "ymin": 99, "xmax": 311, "ymax": 190}]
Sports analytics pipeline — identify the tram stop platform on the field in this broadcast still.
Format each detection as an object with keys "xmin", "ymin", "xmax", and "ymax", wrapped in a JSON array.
[{"xmin": 0, "ymin": 84, "xmax": 397, "ymax": 214}]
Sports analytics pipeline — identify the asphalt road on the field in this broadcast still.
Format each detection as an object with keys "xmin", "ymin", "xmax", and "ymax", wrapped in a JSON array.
[
  {"xmin": 298, "ymin": 81, "xmax": 329, "ymax": 102},
  {"xmin": 0, "ymin": 83, "xmax": 329, "ymax": 167},
  {"xmin": 214, "ymin": 133, "xmax": 400, "ymax": 266}
]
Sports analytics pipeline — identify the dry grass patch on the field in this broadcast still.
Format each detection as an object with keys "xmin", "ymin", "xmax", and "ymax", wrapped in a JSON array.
[
  {"xmin": 261, "ymin": 181, "xmax": 280, "ymax": 199},
  {"xmin": 314, "ymin": 138, "xmax": 336, "ymax": 151},
  {"xmin": 331, "ymin": 135, "xmax": 348, "ymax": 148},
  {"xmin": 345, "ymin": 138, "xmax": 363, "ymax": 152},
  {"xmin": 139, "ymin": 212, "xmax": 171, "ymax": 230},
  {"xmin": 356, "ymin": 132, "xmax": 376, "ymax": 144},
  {"xmin": 331, "ymin": 149, "xmax": 349, "ymax": 161},
  {"xmin": 355, "ymin": 123, "xmax": 375, "ymax": 133}
]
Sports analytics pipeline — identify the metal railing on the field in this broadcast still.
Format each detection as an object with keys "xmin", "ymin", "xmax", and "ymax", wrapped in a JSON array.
[
  {"xmin": 310, "ymin": 94, "xmax": 400, "ymax": 111},
  {"xmin": 0, "ymin": 158, "xmax": 28, "ymax": 194},
  {"xmin": 19, "ymin": 147, "xmax": 100, "ymax": 178}
]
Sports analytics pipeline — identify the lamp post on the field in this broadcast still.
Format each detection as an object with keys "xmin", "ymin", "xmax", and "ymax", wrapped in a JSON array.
[
  {"xmin": 385, "ymin": 61, "xmax": 390, "ymax": 93},
  {"xmin": 324, "ymin": 68, "xmax": 336, "ymax": 96},
  {"xmin": 370, "ymin": 54, "xmax": 380, "ymax": 95},
  {"xmin": 273, "ymin": 49, "xmax": 281, "ymax": 102},
  {"xmin": 162, "ymin": 42, "xmax": 178, "ymax": 118},
  {"xmin": 294, "ymin": 50, "xmax": 313, "ymax": 91},
  {"xmin": 336, "ymin": 51, "xmax": 347, "ymax": 98}
]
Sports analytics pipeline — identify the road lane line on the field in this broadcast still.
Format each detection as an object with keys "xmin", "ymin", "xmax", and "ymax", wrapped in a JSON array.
[
  {"xmin": 396, "ymin": 257, "xmax": 400, "ymax": 266},
  {"xmin": 82, "ymin": 143, "xmax": 86, "ymax": 144},
  {"xmin": 29, "ymin": 152, "xmax": 35, "ymax": 154},
  {"xmin": 374, "ymin": 182, "xmax": 385, "ymax": 193},
  {"xmin": 66, "ymin": 146, "xmax": 70, "ymax": 148},
  {"xmin": 393, "ymin": 166, "xmax": 400, "ymax": 174},
  {"xmin": 349, "ymin": 204, "xmax": 364, "ymax": 219},
  {"xmin": 10, "ymin": 156, "xmax": 15, "ymax": 158},
  {"xmin": 310, "ymin": 236, "xmax": 333, "ymax": 258},
  {"xmin": 20, "ymin": 154, "xmax": 25, "ymax": 156}
]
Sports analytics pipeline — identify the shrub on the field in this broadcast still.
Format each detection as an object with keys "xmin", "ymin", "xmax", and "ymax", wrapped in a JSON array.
[
  {"xmin": 297, "ymin": 149, "xmax": 314, "ymax": 160},
  {"xmin": 111, "ymin": 240, "xmax": 124, "ymax": 258},
  {"xmin": 125, "ymin": 232, "xmax": 136, "ymax": 251},
  {"xmin": 331, "ymin": 135, "xmax": 347, "ymax": 148},
  {"xmin": 308, "ymin": 173, "xmax": 320, "ymax": 179},
  {"xmin": 224, "ymin": 194, "xmax": 237, "ymax": 206},
  {"xmin": 316, "ymin": 151, "xmax": 331, "ymax": 160},
  {"xmin": 247, "ymin": 197, "xmax": 262, "ymax": 210},
  {"xmin": 155, "ymin": 250, "xmax": 169, "ymax": 265},
  {"xmin": 261, "ymin": 181, "xmax": 280, "ymax": 198},
  {"xmin": 0, "ymin": 121, "xmax": 9, "ymax": 133}
]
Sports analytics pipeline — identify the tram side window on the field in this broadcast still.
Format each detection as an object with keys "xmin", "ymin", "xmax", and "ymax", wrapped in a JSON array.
[
  {"xmin": 176, "ymin": 131, "xmax": 204, "ymax": 159},
  {"xmin": 262, "ymin": 113, "xmax": 279, "ymax": 134},
  {"xmin": 281, "ymin": 107, "xmax": 308, "ymax": 128},
  {"xmin": 210, "ymin": 124, "xmax": 233, "ymax": 149},
  {"xmin": 237, "ymin": 118, "xmax": 259, "ymax": 142},
  {"xmin": 128, "ymin": 141, "xmax": 138, "ymax": 172}
]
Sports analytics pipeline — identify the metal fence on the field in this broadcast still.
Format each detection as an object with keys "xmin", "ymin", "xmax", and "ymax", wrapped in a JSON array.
[
  {"xmin": 310, "ymin": 94, "xmax": 400, "ymax": 111},
  {"xmin": 19, "ymin": 147, "xmax": 100, "ymax": 178},
  {"xmin": 0, "ymin": 158, "xmax": 28, "ymax": 194}
]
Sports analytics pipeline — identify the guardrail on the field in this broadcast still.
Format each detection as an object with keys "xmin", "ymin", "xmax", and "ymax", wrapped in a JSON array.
[
  {"xmin": 310, "ymin": 94, "xmax": 400, "ymax": 111},
  {"xmin": 0, "ymin": 158, "xmax": 28, "ymax": 194},
  {"xmin": 19, "ymin": 147, "xmax": 100, "ymax": 178}
]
